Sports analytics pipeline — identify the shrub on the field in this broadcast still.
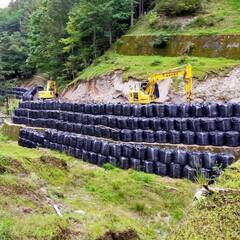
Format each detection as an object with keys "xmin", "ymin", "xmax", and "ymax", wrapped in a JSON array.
[{"xmin": 156, "ymin": 0, "xmax": 201, "ymax": 16}]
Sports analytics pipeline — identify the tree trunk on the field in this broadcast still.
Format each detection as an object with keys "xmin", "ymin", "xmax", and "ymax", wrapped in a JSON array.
[
  {"xmin": 109, "ymin": 26, "xmax": 112, "ymax": 46},
  {"xmin": 93, "ymin": 29, "xmax": 97, "ymax": 58},
  {"xmin": 131, "ymin": 0, "xmax": 134, "ymax": 27}
]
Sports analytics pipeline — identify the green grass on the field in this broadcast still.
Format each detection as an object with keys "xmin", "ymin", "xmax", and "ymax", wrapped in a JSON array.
[
  {"xmin": 69, "ymin": 51, "xmax": 240, "ymax": 86},
  {"xmin": 129, "ymin": 0, "xmax": 240, "ymax": 36},
  {"xmin": 169, "ymin": 160, "xmax": 240, "ymax": 240},
  {"xmin": 0, "ymin": 140, "xmax": 198, "ymax": 239}
]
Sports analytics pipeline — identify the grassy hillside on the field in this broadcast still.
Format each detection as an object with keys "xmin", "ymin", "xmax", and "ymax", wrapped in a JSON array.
[
  {"xmin": 70, "ymin": 51, "xmax": 240, "ymax": 85},
  {"xmin": 0, "ymin": 138, "xmax": 197, "ymax": 240},
  {"xmin": 129, "ymin": 0, "xmax": 240, "ymax": 36},
  {"xmin": 169, "ymin": 160, "xmax": 240, "ymax": 240}
]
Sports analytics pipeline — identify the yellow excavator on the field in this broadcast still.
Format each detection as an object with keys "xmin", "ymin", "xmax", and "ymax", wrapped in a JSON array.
[
  {"xmin": 129, "ymin": 64, "xmax": 192, "ymax": 104},
  {"xmin": 38, "ymin": 80, "xmax": 58, "ymax": 100}
]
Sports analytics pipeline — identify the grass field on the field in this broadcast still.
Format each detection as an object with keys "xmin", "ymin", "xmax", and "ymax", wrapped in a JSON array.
[
  {"xmin": 0, "ymin": 139, "xmax": 197, "ymax": 240},
  {"xmin": 128, "ymin": 0, "xmax": 240, "ymax": 36}
]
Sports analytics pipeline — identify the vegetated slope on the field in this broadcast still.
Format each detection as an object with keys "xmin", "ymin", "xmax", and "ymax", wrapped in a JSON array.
[
  {"xmin": 0, "ymin": 138, "xmax": 197, "ymax": 240},
  {"xmin": 169, "ymin": 160, "xmax": 240, "ymax": 240},
  {"xmin": 129, "ymin": 0, "xmax": 240, "ymax": 36},
  {"xmin": 63, "ymin": 51, "xmax": 240, "ymax": 103}
]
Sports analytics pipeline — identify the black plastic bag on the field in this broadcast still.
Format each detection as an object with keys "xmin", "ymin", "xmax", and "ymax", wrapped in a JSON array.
[
  {"xmin": 159, "ymin": 149, "xmax": 173, "ymax": 164},
  {"xmin": 113, "ymin": 104, "xmax": 122, "ymax": 116},
  {"xmin": 101, "ymin": 141, "xmax": 110, "ymax": 156},
  {"xmin": 121, "ymin": 129, "xmax": 132, "ymax": 142},
  {"xmin": 122, "ymin": 144, "xmax": 134, "ymax": 158},
  {"xmin": 183, "ymin": 165, "xmax": 196, "ymax": 181},
  {"xmin": 155, "ymin": 162, "xmax": 168, "ymax": 176},
  {"xmin": 216, "ymin": 118, "xmax": 232, "ymax": 132},
  {"xmin": 209, "ymin": 131, "xmax": 225, "ymax": 146},
  {"xmin": 201, "ymin": 118, "xmax": 216, "ymax": 131},
  {"xmin": 127, "ymin": 118, "xmax": 139, "ymax": 130},
  {"xmin": 143, "ymin": 130, "xmax": 155, "ymax": 143},
  {"xmin": 204, "ymin": 103, "xmax": 219, "ymax": 117},
  {"xmin": 132, "ymin": 129, "xmax": 144, "ymax": 142},
  {"xmin": 190, "ymin": 104, "xmax": 204, "ymax": 117},
  {"xmin": 166, "ymin": 104, "xmax": 178, "ymax": 117},
  {"xmin": 217, "ymin": 153, "xmax": 235, "ymax": 169},
  {"xmin": 110, "ymin": 144, "xmax": 122, "ymax": 157},
  {"xmin": 108, "ymin": 156, "xmax": 118, "ymax": 166},
  {"xmin": 92, "ymin": 140, "xmax": 102, "ymax": 153},
  {"xmin": 111, "ymin": 129, "xmax": 121, "ymax": 141},
  {"xmin": 147, "ymin": 147, "xmax": 159, "ymax": 162},
  {"xmin": 225, "ymin": 131, "xmax": 239, "ymax": 147},
  {"xmin": 174, "ymin": 118, "xmax": 188, "ymax": 131},
  {"xmin": 122, "ymin": 104, "xmax": 132, "ymax": 116},
  {"xmin": 202, "ymin": 152, "xmax": 217, "ymax": 169},
  {"xmin": 154, "ymin": 104, "xmax": 165, "ymax": 117},
  {"xmin": 133, "ymin": 145, "xmax": 147, "ymax": 160},
  {"xmin": 179, "ymin": 104, "xmax": 191, "ymax": 117},
  {"xmin": 155, "ymin": 131, "xmax": 168, "ymax": 143},
  {"xmin": 150, "ymin": 118, "xmax": 162, "ymax": 131},
  {"xmin": 173, "ymin": 149, "xmax": 187, "ymax": 165},
  {"xmin": 88, "ymin": 152, "xmax": 98, "ymax": 164},
  {"xmin": 233, "ymin": 103, "xmax": 240, "ymax": 117},
  {"xmin": 188, "ymin": 118, "xmax": 202, "ymax": 132},
  {"xmin": 161, "ymin": 118, "xmax": 175, "ymax": 131},
  {"xmin": 169, "ymin": 130, "xmax": 181, "ymax": 144},
  {"xmin": 119, "ymin": 157, "xmax": 129, "ymax": 169},
  {"xmin": 169, "ymin": 163, "xmax": 182, "ymax": 178},
  {"xmin": 97, "ymin": 155, "xmax": 108, "ymax": 166},
  {"xmin": 188, "ymin": 151, "xmax": 202, "ymax": 168},
  {"xmin": 130, "ymin": 158, "xmax": 142, "ymax": 171},
  {"xmin": 219, "ymin": 103, "xmax": 233, "ymax": 117},
  {"xmin": 232, "ymin": 117, "xmax": 240, "ymax": 131},
  {"xmin": 117, "ymin": 117, "xmax": 128, "ymax": 129},
  {"xmin": 142, "ymin": 161, "xmax": 154, "ymax": 173},
  {"xmin": 195, "ymin": 132, "xmax": 209, "ymax": 146},
  {"xmin": 132, "ymin": 105, "xmax": 143, "ymax": 117}
]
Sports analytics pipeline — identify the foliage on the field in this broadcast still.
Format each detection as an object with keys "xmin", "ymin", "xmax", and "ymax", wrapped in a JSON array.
[{"xmin": 156, "ymin": 0, "xmax": 201, "ymax": 16}]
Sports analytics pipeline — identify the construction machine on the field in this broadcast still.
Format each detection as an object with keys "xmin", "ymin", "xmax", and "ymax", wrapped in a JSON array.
[
  {"xmin": 129, "ymin": 64, "xmax": 192, "ymax": 104},
  {"xmin": 38, "ymin": 80, "xmax": 58, "ymax": 100}
]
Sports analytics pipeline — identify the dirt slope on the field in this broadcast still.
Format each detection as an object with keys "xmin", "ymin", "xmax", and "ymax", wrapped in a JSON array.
[{"xmin": 63, "ymin": 67, "xmax": 240, "ymax": 103}]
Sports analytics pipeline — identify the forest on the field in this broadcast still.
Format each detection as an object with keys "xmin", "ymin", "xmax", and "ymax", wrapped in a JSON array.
[{"xmin": 0, "ymin": 0, "xmax": 157, "ymax": 87}]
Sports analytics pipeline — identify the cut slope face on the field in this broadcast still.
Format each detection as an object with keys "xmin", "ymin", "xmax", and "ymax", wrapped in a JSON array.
[{"xmin": 63, "ymin": 63, "xmax": 240, "ymax": 103}]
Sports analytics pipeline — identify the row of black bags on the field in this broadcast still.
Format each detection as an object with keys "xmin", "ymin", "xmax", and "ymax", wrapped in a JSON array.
[
  {"xmin": 13, "ymin": 116, "xmax": 240, "ymax": 147},
  {"xmin": 18, "ymin": 128, "xmax": 235, "ymax": 181},
  {"xmin": 14, "ymin": 108, "xmax": 240, "ymax": 132},
  {"xmin": 19, "ymin": 101, "xmax": 240, "ymax": 118},
  {"xmin": 0, "ymin": 87, "xmax": 28, "ymax": 99}
]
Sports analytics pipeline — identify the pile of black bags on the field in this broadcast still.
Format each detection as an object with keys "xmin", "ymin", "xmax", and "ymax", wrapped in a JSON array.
[
  {"xmin": 18, "ymin": 128, "xmax": 235, "ymax": 181},
  {"xmin": 0, "ymin": 87, "xmax": 28, "ymax": 99},
  {"xmin": 13, "ymin": 101, "xmax": 240, "ymax": 147}
]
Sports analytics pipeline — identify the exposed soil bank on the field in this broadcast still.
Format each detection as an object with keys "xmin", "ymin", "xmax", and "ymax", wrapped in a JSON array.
[
  {"xmin": 116, "ymin": 34, "xmax": 240, "ymax": 59},
  {"xmin": 63, "ymin": 67, "xmax": 240, "ymax": 103}
]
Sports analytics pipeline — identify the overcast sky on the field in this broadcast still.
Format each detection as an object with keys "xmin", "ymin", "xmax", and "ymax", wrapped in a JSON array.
[{"xmin": 0, "ymin": 0, "xmax": 11, "ymax": 8}]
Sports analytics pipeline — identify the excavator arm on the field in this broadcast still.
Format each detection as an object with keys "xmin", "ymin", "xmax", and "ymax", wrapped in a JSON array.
[{"xmin": 129, "ymin": 64, "xmax": 192, "ymax": 104}]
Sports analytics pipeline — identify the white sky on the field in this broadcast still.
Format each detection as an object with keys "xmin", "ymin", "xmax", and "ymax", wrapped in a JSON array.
[{"xmin": 0, "ymin": 0, "xmax": 11, "ymax": 8}]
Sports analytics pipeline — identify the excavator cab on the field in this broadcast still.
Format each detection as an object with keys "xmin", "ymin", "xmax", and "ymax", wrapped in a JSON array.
[{"xmin": 38, "ymin": 80, "xmax": 58, "ymax": 100}]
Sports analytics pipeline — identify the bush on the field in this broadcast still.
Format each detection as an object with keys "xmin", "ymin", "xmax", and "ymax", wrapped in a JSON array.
[{"xmin": 156, "ymin": 0, "xmax": 201, "ymax": 16}]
